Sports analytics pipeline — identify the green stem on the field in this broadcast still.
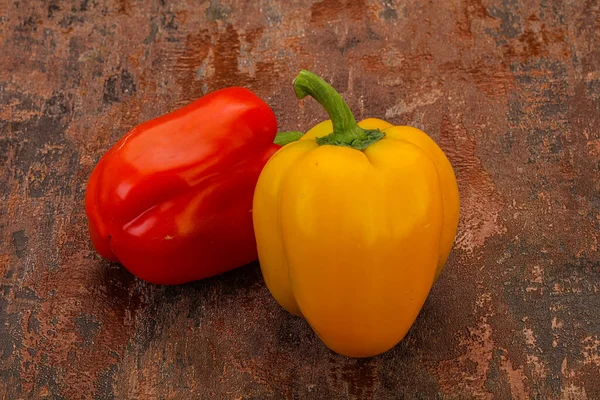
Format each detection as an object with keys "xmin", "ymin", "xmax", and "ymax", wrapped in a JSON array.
[
  {"xmin": 292, "ymin": 70, "xmax": 384, "ymax": 150},
  {"xmin": 293, "ymin": 70, "xmax": 365, "ymax": 143},
  {"xmin": 274, "ymin": 131, "xmax": 305, "ymax": 146}
]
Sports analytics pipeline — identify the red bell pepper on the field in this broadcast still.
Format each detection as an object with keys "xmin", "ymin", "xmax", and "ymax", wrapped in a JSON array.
[{"xmin": 85, "ymin": 87, "xmax": 279, "ymax": 285}]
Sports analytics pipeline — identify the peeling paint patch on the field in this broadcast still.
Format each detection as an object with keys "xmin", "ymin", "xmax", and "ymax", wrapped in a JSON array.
[
  {"xmin": 385, "ymin": 88, "xmax": 442, "ymax": 118},
  {"xmin": 440, "ymin": 117, "xmax": 505, "ymax": 252}
]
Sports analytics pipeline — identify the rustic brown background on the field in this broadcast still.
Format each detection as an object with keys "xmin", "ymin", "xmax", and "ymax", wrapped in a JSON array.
[{"xmin": 1, "ymin": 0, "xmax": 599, "ymax": 398}]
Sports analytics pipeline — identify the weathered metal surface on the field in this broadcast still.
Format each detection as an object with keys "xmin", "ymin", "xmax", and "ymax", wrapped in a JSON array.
[{"xmin": 1, "ymin": 0, "xmax": 599, "ymax": 398}]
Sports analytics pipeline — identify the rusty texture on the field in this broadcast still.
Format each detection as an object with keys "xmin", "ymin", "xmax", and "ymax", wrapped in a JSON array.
[{"xmin": 1, "ymin": 0, "xmax": 599, "ymax": 398}]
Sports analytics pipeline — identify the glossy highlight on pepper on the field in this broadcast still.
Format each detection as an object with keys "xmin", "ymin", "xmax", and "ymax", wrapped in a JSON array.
[
  {"xmin": 253, "ymin": 71, "xmax": 460, "ymax": 358},
  {"xmin": 86, "ymin": 87, "xmax": 279, "ymax": 285}
]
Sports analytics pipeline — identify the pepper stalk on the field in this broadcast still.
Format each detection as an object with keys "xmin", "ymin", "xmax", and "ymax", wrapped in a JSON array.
[{"xmin": 274, "ymin": 70, "xmax": 385, "ymax": 149}]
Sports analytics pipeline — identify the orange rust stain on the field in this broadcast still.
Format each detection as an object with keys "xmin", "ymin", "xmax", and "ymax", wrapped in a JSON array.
[
  {"xmin": 455, "ymin": 0, "xmax": 493, "ymax": 37},
  {"xmin": 118, "ymin": 0, "xmax": 131, "ymax": 15},
  {"xmin": 310, "ymin": 0, "xmax": 370, "ymax": 24},
  {"xmin": 467, "ymin": 67, "xmax": 513, "ymax": 98},
  {"xmin": 127, "ymin": 49, "xmax": 145, "ymax": 69},
  {"xmin": 359, "ymin": 54, "xmax": 386, "ymax": 73},
  {"xmin": 173, "ymin": 24, "xmax": 282, "ymax": 105},
  {"xmin": 244, "ymin": 26, "xmax": 265, "ymax": 47},
  {"xmin": 0, "ymin": 255, "xmax": 9, "ymax": 276},
  {"xmin": 587, "ymin": 139, "xmax": 600, "ymax": 156},
  {"xmin": 502, "ymin": 25, "xmax": 569, "ymax": 61},
  {"xmin": 176, "ymin": 10, "xmax": 189, "ymax": 25},
  {"xmin": 211, "ymin": 24, "xmax": 245, "ymax": 89},
  {"xmin": 439, "ymin": 60, "xmax": 514, "ymax": 97},
  {"xmin": 173, "ymin": 30, "xmax": 213, "ymax": 105}
]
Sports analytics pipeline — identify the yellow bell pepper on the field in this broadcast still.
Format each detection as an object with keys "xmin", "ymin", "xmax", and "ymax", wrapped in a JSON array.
[{"xmin": 253, "ymin": 70, "xmax": 460, "ymax": 358}]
